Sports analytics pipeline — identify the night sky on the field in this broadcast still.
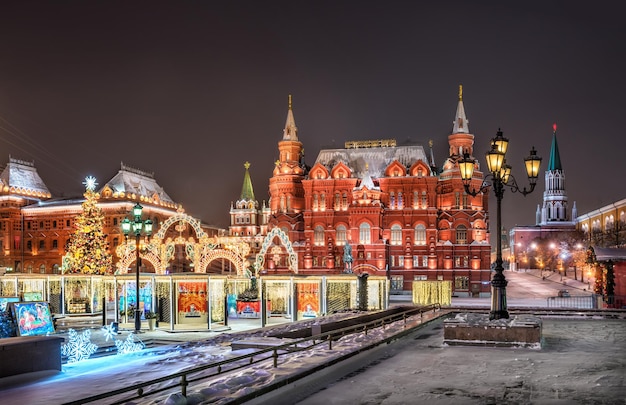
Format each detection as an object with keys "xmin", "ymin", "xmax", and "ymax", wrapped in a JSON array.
[{"xmin": 1, "ymin": 1, "xmax": 624, "ymax": 232}]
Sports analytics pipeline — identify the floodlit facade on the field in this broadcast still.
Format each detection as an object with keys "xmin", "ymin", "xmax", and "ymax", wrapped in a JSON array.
[
  {"xmin": 0, "ymin": 161, "xmax": 218, "ymax": 274},
  {"xmin": 260, "ymin": 90, "xmax": 493, "ymax": 295}
]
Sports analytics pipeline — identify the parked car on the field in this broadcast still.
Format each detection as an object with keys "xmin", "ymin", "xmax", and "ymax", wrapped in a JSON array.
[{"xmin": 557, "ymin": 290, "xmax": 571, "ymax": 297}]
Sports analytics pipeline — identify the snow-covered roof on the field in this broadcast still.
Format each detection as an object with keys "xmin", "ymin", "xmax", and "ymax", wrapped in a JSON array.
[
  {"xmin": 0, "ymin": 157, "xmax": 51, "ymax": 199},
  {"xmin": 314, "ymin": 144, "xmax": 429, "ymax": 179},
  {"xmin": 102, "ymin": 163, "xmax": 175, "ymax": 204},
  {"xmin": 594, "ymin": 247, "xmax": 626, "ymax": 261}
]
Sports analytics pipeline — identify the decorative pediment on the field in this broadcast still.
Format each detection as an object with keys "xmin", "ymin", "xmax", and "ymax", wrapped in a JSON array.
[
  {"xmin": 309, "ymin": 163, "xmax": 330, "ymax": 180},
  {"xmin": 330, "ymin": 162, "xmax": 351, "ymax": 179},
  {"xmin": 100, "ymin": 185, "xmax": 113, "ymax": 198},
  {"xmin": 384, "ymin": 160, "xmax": 406, "ymax": 177},
  {"xmin": 409, "ymin": 160, "xmax": 431, "ymax": 177}
]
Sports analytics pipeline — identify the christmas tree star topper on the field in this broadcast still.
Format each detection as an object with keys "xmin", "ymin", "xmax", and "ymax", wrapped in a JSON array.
[{"xmin": 83, "ymin": 176, "xmax": 98, "ymax": 191}]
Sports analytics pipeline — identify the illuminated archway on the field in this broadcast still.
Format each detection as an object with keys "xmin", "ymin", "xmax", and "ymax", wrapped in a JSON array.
[
  {"xmin": 116, "ymin": 213, "xmax": 247, "ymax": 275},
  {"xmin": 254, "ymin": 228, "xmax": 298, "ymax": 276}
]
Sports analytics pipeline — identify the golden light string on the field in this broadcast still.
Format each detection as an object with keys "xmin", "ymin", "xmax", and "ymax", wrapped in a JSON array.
[
  {"xmin": 1, "ymin": 280, "xmax": 16, "ymax": 296},
  {"xmin": 412, "ymin": 281, "xmax": 451, "ymax": 306}
]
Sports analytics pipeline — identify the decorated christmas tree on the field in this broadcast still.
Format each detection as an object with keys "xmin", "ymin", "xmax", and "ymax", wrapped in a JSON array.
[{"xmin": 62, "ymin": 176, "xmax": 113, "ymax": 275}]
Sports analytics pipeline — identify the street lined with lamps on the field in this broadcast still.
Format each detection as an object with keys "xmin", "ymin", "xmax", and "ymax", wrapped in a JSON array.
[
  {"xmin": 458, "ymin": 129, "xmax": 541, "ymax": 320},
  {"xmin": 121, "ymin": 203, "xmax": 153, "ymax": 333}
]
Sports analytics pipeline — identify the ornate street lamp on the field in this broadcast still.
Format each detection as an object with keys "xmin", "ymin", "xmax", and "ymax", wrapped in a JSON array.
[
  {"xmin": 459, "ymin": 129, "xmax": 541, "ymax": 320},
  {"xmin": 121, "ymin": 203, "xmax": 153, "ymax": 332}
]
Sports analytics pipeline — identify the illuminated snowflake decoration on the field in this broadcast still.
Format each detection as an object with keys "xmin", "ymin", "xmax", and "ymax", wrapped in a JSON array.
[
  {"xmin": 115, "ymin": 333, "xmax": 145, "ymax": 354},
  {"xmin": 101, "ymin": 324, "xmax": 117, "ymax": 341},
  {"xmin": 61, "ymin": 329, "xmax": 98, "ymax": 363},
  {"xmin": 83, "ymin": 176, "xmax": 98, "ymax": 191}
]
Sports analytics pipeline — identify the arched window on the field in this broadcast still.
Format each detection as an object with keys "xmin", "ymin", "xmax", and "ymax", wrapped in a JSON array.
[
  {"xmin": 421, "ymin": 191, "xmax": 427, "ymax": 208},
  {"xmin": 414, "ymin": 224, "xmax": 426, "ymax": 245},
  {"xmin": 336, "ymin": 225, "xmax": 347, "ymax": 245},
  {"xmin": 456, "ymin": 225, "xmax": 468, "ymax": 244},
  {"xmin": 390, "ymin": 192, "xmax": 395, "ymax": 209},
  {"xmin": 53, "ymin": 264, "xmax": 60, "ymax": 274},
  {"xmin": 39, "ymin": 264, "xmax": 46, "ymax": 274},
  {"xmin": 312, "ymin": 225, "xmax": 325, "ymax": 246},
  {"xmin": 359, "ymin": 223, "xmax": 371, "ymax": 245},
  {"xmin": 391, "ymin": 224, "xmax": 402, "ymax": 245}
]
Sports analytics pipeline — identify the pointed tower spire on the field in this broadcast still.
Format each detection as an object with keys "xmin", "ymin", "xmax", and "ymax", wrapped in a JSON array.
[
  {"xmin": 428, "ymin": 139, "xmax": 437, "ymax": 170},
  {"xmin": 283, "ymin": 94, "xmax": 298, "ymax": 141},
  {"xmin": 541, "ymin": 123, "xmax": 571, "ymax": 224},
  {"xmin": 452, "ymin": 84, "xmax": 469, "ymax": 134},
  {"xmin": 240, "ymin": 161, "xmax": 255, "ymax": 201},
  {"xmin": 547, "ymin": 123, "xmax": 562, "ymax": 171}
]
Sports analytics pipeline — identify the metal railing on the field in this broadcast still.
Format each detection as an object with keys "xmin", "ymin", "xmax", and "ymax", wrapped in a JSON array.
[
  {"xmin": 546, "ymin": 294, "xmax": 598, "ymax": 309},
  {"xmin": 63, "ymin": 304, "xmax": 441, "ymax": 405}
]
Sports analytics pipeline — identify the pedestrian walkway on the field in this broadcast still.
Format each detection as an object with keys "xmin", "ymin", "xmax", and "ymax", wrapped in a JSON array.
[{"xmin": 519, "ymin": 268, "xmax": 593, "ymax": 292}]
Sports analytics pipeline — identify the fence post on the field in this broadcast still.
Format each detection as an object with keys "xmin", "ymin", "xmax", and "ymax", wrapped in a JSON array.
[
  {"xmin": 181, "ymin": 375, "xmax": 187, "ymax": 397},
  {"xmin": 327, "ymin": 334, "xmax": 332, "ymax": 350}
]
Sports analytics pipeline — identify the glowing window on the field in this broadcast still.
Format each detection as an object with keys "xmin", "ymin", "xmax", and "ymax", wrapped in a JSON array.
[
  {"xmin": 336, "ymin": 225, "xmax": 347, "ymax": 245},
  {"xmin": 391, "ymin": 224, "xmax": 402, "ymax": 245},
  {"xmin": 414, "ymin": 224, "xmax": 426, "ymax": 245},
  {"xmin": 359, "ymin": 223, "xmax": 371, "ymax": 245},
  {"xmin": 314, "ymin": 225, "xmax": 324, "ymax": 246},
  {"xmin": 456, "ymin": 225, "xmax": 468, "ymax": 244}
]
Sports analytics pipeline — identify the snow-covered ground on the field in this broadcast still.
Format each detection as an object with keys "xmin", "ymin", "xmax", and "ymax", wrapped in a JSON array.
[
  {"xmin": 0, "ymin": 310, "xmax": 439, "ymax": 404},
  {"xmin": 297, "ymin": 317, "xmax": 626, "ymax": 405},
  {"xmin": 0, "ymin": 270, "xmax": 618, "ymax": 405},
  {"xmin": 1, "ymin": 311, "xmax": 624, "ymax": 405}
]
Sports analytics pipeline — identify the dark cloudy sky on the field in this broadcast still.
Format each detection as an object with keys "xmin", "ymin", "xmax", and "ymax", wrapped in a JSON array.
[{"xmin": 1, "ymin": 1, "xmax": 624, "ymax": 232}]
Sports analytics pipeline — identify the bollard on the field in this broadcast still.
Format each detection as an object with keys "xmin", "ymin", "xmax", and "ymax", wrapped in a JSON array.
[{"xmin": 273, "ymin": 349, "xmax": 278, "ymax": 367}]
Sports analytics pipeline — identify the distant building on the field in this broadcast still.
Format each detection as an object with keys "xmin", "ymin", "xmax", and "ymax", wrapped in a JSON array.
[
  {"xmin": 260, "ymin": 89, "xmax": 492, "ymax": 295},
  {"xmin": 576, "ymin": 198, "xmax": 626, "ymax": 248},
  {"xmin": 506, "ymin": 123, "xmax": 625, "ymax": 273},
  {"xmin": 507, "ymin": 125, "xmax": 578, "ymax": 269}
]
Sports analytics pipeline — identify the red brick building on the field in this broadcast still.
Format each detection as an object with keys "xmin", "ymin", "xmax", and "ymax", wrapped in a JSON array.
[
  {"xmin": 0, "ymin": 160, "xmax": 216, "ymax": 274},
  {"xmin": 264, "ymin": 90, "xmax": 492, "ymax": 295}
]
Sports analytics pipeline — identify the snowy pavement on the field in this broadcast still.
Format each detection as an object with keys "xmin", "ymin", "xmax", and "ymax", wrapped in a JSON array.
[
  {"xmin": 295, "ymin": 317, "xmax": 626, "ymax": 405},
  {"xmin": 0, "ymin": 271, "xmax": 618, "ymax": 405},
  {"xmin": 1, "ymin": 309, "xmax": 624, "ymax": 405}
]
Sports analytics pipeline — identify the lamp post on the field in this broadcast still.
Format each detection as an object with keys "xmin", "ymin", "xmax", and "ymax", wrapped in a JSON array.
[
  {"xmin": 459, "ymin": 129, "xmax": 541, "ymax": 320},
  {"xmin": 121, "ymin": 203, "xmax": 153, "ymax": 333}
]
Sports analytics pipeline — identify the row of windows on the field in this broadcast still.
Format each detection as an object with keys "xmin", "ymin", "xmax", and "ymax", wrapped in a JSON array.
[
  {"xmin": 25, "ymin": 219, "xmax": 72, "ymax": 230},
  {"xmin": 23, "ymin": 216, "xmax": 149, "ymax": 231},
  {"xmin": 583, "ymin": 215, "xmax": 625, "ymax": 232},
  {"xmin": 17, "ymin": 237, "xmax": 121, "ymax": 252},
  {"xmin": 389, "ymin": 190, "xmax": 429, "ymax": 210},
  {"xmin": 389, "ymin": 255, "xmax": 469, "ymax": 268},
  {"xmin": 313, "ymin": 224, "xmax": 469, "ymax": 246},
  {"xmin": 235, "ymin": 216, "xmax": 252, "ymax": 224},
  {"xmin": 21, "ymin": 263, "xmax": 61, "ymax": 274}
]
